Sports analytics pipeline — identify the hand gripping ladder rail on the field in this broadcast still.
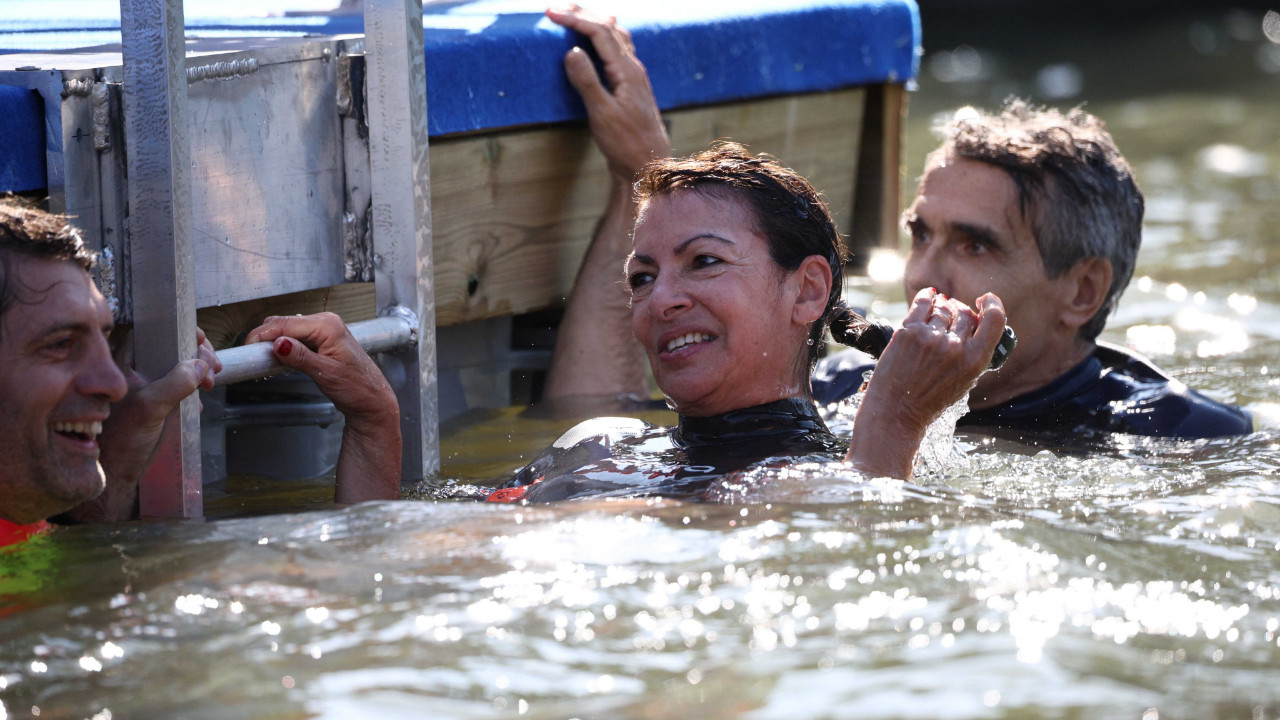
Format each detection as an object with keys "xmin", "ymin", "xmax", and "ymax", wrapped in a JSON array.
[{"xmin": 119, "ymin": 0, "xmax": 438, "ymax": 517}]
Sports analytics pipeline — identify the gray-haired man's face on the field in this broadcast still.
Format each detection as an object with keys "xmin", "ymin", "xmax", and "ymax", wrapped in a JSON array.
[{"xmin": 902, "ymin": 155, "xmax": 1085, "ymax": 410}]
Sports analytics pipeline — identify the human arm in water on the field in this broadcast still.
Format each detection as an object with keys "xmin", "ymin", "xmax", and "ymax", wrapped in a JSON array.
[
  {"xmin": 245, "ymin": 313, "xmax": 402, "ymax": 503},
  {"xmin": 541, "ymin": 6, "xmax": 671, "ymax": 402},
  {"xmin": 65, "ymin": 328, "xmax": 221, "ymax": 522},
  {"xmin": 845, "ymin": 289, "xmax": 1007, "ymax": 479}
]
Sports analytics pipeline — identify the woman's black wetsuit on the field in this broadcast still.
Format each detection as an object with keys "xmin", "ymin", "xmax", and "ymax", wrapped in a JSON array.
[{"xmin": 484, "ymin": 397, "xmax": 844, "ymax": 503}]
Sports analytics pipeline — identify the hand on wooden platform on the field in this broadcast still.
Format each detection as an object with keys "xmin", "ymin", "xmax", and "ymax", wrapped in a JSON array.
[
  {"xmin": 246, "ymin": 313, "xmax": 401, "ymax": 503},
  {"xmin": 547, "ymin": 5, "xmax": 671, "ymax": 183},
  {"xmin": 540, "ymin": 7, "xmax": 656, "ymax": 404}
]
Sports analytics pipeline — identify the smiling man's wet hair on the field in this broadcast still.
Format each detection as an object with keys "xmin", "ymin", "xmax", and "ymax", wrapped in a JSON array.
[
  {"xmin": 0, "ymin": 198, "xmax": 97, "ymax": 339},
  {"xmin": 928, "ymin": 99, "xmax": 1144, "ymax": 341}
]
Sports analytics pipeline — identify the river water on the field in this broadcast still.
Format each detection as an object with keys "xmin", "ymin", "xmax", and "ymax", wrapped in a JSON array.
[{"xmin": 4, "ymin": 8, "xmax": 1280, "ymax": 720}]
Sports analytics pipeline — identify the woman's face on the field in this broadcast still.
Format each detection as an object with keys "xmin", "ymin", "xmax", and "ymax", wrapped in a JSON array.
[{"xmin": 627, "ymin": 191, "xmax": 819, "ymax": 417}]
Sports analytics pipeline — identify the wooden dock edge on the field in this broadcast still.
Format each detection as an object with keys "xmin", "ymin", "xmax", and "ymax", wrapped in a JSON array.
[
  {"xmin": 199, "ymin": 85, "xmax": 905, "ymax": 350},
  {"xmin": 849, "ymin": 83, "xmax": 907, "ymax": 271}
]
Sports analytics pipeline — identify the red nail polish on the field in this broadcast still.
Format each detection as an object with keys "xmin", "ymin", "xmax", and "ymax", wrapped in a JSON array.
[{"xmin": 278, "ymin": 338, "xmax": 293, "ymax": 355}]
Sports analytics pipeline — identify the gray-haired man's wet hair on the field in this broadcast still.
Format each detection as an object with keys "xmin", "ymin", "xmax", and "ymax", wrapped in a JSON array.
[{"xmin": 927, "ymin": 98, "xmax": 1144, "ymax": 341}]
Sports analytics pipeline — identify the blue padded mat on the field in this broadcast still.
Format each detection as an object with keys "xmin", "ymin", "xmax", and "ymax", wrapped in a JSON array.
[
  {"xmin": 0, "ymin": 84, "xmax": 46, "ymax": 193},
  {"xmin": 1, "ymin": 0, "xmax": 919, "ymax": 192}
]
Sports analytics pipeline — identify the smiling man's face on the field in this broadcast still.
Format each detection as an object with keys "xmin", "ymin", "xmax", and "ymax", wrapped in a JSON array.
[{"xmin": 0, "ymin": 258, "xmax": 127, "ymax": 524}]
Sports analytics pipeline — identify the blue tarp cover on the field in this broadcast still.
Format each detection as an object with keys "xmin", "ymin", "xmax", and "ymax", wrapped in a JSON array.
[
  {"xmin": 0, "ymin": 84, "xmax": 46, "ymax": 192},
  {"xmin": 1, "ymin": 0, "xmax": 919, "ymax": 191}
]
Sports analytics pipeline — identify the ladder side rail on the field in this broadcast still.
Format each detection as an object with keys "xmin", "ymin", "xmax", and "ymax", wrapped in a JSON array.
[
  {"xmin": 363, "ymin": 0, "xmax": 439, "ymax": 483},
  {"xmin": 119, "ymin": 0, "xmax": 203, "ymax": 518}
]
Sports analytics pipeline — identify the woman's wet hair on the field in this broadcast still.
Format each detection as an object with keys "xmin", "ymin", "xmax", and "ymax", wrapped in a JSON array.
[
  {"xmin": 0, "ymin": 198, "xmax": 96, "ymax": 342},
  {"xmin": 635, "ymin": 142, "xmax": 871, "ymax": 372}
]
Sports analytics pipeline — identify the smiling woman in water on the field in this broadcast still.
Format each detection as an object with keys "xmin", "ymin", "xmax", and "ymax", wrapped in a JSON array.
[
  {"xmin": 458, "ymin": 9, "xmax": 1000, "ymax": 503},
  {"xmin": 272, "ymin": 7, "xmax": 1005, "ymax": 504},
  {"xmin": 470, "ymin": 139, "xmax": 1005, "ymax": 503}
]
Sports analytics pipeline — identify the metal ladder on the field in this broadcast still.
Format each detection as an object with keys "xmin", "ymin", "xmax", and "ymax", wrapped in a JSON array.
[{"xmin": 118, "ymin": 0, "xmax": 438, "ymax": 517}]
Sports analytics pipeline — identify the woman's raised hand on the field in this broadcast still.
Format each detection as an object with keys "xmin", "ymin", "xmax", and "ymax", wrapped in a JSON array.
[
  {"xmin": 845, "ymin": 288, "xmax": 1006, "ymax": 479},
  {"xmin": 540, "ymin": 7, "xmax": 657, "ymax": 403},
  {"xmin": 546, "ymin": 5, "xmax": 671, "ymax": 182}
]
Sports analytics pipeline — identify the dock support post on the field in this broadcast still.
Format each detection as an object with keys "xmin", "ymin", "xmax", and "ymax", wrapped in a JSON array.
[
  {"xmin": 119, "ymin": 0, "xmax": 203, "ymax": 517},
  {"xmin": 363, "ymin": 0, "xmax": 439, "ymax": 483},
  {"xmin": 850, "ymin": 83, "xmax": 906, "ymax": 267}
]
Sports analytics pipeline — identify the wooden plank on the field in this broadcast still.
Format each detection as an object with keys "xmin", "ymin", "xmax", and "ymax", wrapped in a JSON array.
[
  {"xmin": 666, "ymin": 87, "xmax": 866, "ymax": 219},
  {"xmin": 849, "ymin": 83, "xmax": 906, "ymax": 267},
  {"xmin": 197, "ymin": 283, "xmax": 376, "ymax": 349},
  {"xmin": 429, "ymin": 87, "xmax": 866, "ymax": 327},
  {"xmin": 198, "ymin": 87, "xmax": 871, "ymax": 343}
]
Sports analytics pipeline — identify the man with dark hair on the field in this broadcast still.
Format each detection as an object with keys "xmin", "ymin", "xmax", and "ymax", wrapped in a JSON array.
[
  {"xmin": 0, "ymin": 199, "xmax": 219, "ymax": 538},
  {"xmin": 0, "ymin": 199, "xmax": 404, "ymax": 532},
  {"xmin": 813, "ymin": 99, "xmax": 1251, "ymax": 442}
]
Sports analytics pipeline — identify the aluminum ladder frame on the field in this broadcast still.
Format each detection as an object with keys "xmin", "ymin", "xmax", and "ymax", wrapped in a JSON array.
[{"xmin": 118, "ymin": 0, "xmax": 438, "ymax": 517}]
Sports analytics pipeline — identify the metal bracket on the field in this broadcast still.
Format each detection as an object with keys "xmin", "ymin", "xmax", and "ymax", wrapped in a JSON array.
[
  {"xmin": 379, "ymin": 304, "xmax": 420, "ymax": 344},
  {"xmin": 98, "ymin": 245, "xmax": 120, "ymax": 320},
  {"xmin": 186, "ymin": 57, "xmax": 259, "ymax": 84},
  {"xmin": 90, "ymin": 81, "xmax": 112, "ymax": 152}
]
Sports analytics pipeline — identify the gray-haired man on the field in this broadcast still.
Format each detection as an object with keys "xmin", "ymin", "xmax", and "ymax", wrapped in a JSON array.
[{"xmin": 814, "ymin": 100, "xmax": 1251, "ymax": 441}]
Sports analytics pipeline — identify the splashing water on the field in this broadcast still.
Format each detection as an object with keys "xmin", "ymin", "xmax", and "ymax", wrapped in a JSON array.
[{"xmin": 818, "ymin": 369, "xmax": 972, "ymax": 480}]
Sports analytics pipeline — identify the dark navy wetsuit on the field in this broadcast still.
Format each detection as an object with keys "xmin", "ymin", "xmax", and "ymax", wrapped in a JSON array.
[
  {"xmin": 484, "ymin": 398, "xmax": 844, "ymax": 503},
  {"xmin": 812, "ymin": 341, "xmax": 1252, "ymax": 443}
]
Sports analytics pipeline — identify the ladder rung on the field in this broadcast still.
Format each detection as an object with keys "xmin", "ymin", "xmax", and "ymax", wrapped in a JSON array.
[{"xmin": 213, "ymin": 313, "xmax": 416, "ymax": 387}]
